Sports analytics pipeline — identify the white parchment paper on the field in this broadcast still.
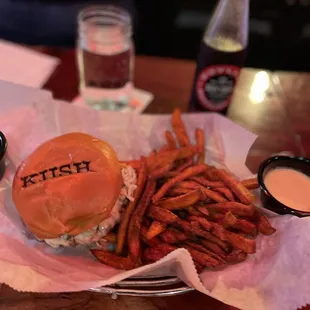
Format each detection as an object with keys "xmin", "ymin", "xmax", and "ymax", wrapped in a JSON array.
[{"xmin": 0, "ymin": 99, "xmax": 309, "ymax": 310}]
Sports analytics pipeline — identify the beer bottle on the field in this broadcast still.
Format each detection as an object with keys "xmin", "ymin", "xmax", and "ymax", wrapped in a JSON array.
[{"xmin": 189, "ymin": 0, "xmax": 249, "ymax": 114}]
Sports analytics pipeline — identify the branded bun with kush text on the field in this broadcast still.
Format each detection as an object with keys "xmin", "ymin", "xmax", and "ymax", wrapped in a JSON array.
[{"xmin": 12, "ymin": 132, "xmax": 137, "ymax": 248}]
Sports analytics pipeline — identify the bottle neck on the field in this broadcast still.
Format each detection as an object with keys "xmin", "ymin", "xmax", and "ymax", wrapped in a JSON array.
[{"xmin": 205, "ymin": 0, "xmax": 249, "ymax": 48}]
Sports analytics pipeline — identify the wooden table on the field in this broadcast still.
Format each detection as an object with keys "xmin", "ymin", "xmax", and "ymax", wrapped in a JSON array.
[{"xmin": 1, "ymin": 48, "xmax": 309, "ymax": 310}]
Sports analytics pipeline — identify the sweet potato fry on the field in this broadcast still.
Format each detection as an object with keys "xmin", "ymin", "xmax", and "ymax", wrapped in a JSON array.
[
  {"xmin": 211, "ymin": 223, "xmax": 256, "ymax": 254},
  {"xmin": 189, "ymin": 176, "xmax": 224, "ymax": 188},
  {"xmin": 204, "ymin": 166, "xmax": 221, "ymax": 181},
  {"xmin": 201, "ymin": 202, "xmax": 256, "ymax": 217},
  {"xmin": 256, "ymin": 211, "xmax": 276, "ymax": 235},
  {"xmin": 175, "ymin": 158, "xmax": 195, "ymax": 172},
  {"xmin": 196, "ymin": 206, "xmax": 210, "ymax": 217},
  {"xmin": 152, "ymin": 164, "xmax": 208, "ymax": 202},
  {"xmin": 147, "ymin": 146, "xmax": 198, "ymax": 171},
  {"xmin": 102, "ymin": 232, "xmax": 117, "ymax": 243},
  {"xmin": 201, "ymin": 187, "xmax": 228, "ymax": 203},
  {"xmin": 141, "ymin": 226, "xmax": 161, "ymax": 247},
  {"xmin": 91, "ymin": 250, "xmax": 137, "ymax": 270},
  {"xmin": 188, "ymin": 215, "xmax": 212, "ymax": 231},
  {"xmin": 159, "ymin": 145, "xmax": 171, "ymax": 153},
  {"xmin": 195, "ymin": 128, "xmax": 205, "ymax": 164},
  {"xmin": 128, "ymin": 178, "xmax": 156, "ymax": 263},
  {"xmin": 120, "ymin": 160, "xmax": 140, "ymax": 170},
  {"xmin": 150, "ymin": 163, "xmax": 173, "ymax": 179},
  {"xmin": 223, "ymin": 212, "xmax": 257, "ymax": 236},
  {"xmin": 143, "ymin": 244, "xmax": 177, "ymax": 263},
  {"xmin": 160, "ymin": 229, "xmax": 188, "ymax": 243},
  {"xmin": 215, "ymin": 187, "xmax": 235, "ymax": 201},
  {"xmin": 241, "ymin": 178, "xmax": 259, "ymax": 190},
  {"xmin": 221, "ymin": 250, "xmax": 247, "ymax": 263},
  {"xmin": 215, "ymin": 169, "xmax": 255, "ymax": 204},
  {"xmin": 166, "ymin": 187, "xmax": 190, "ymax": 196},
  {"xmin": 157, "ymin": 190, "xmax": 201, "ymax": 210},
  {"xmin": 200, "ymin": 239, "xmax": 227, "ymax": 255},
  {"xmin": 183, "ymin": 245, "xmax": 220, "ymax": 268},
  {"xmin": 188, "ymin": 206, "xmax": 206, "ymax": 217},
  {"xmin": 116, "ymin": 158, "xmax": 148, "ymax": 255},
  {"xmin": 148, "ymin": 206, "xmax": 179, "ymax": 224},
  {"xmin": 165, "ymin": 131, "xmax": 177, "ymax": 149},
  {"xmin": 171, "ymin": 108, "xmax": 190, "ymax": 146},
  {"xmin": 176, "ymin": 181, "xmax": 202, "ymax": 190},
  {"xmin": 146, "ymin": 221, "xmax": 167, "ymax": 240},
  {"xmin": 176, "ymin": 218, "xmax": 229, "ymax": 252},
  {"xmin": 185, "ymin": 241, "xmax": 225, "ymax": 263}
]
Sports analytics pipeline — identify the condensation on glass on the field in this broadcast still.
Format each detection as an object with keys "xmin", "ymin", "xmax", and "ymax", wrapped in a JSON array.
[{"xmin": 77, "ymin": 6, "xmax": 134, "ymax": 111}]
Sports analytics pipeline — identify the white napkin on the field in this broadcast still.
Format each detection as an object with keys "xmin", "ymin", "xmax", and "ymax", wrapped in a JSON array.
[{"xmin": 0, "ymin": 40, "xmax": 59, "ymax": 88}]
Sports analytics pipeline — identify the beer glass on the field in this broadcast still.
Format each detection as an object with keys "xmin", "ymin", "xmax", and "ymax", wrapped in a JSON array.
[{"xmin": 77, "ymin": 6, "xmax": 134, "ymax": 110}]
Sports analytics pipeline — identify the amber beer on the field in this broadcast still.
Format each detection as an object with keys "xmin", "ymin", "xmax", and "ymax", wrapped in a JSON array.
[
  {"xmin": 189, "ymin": 37, "xmax": 246, "ymax": 114},
  {"xmin": 189, "ymin": 0, "xmax": 249, "ymax": 115}
]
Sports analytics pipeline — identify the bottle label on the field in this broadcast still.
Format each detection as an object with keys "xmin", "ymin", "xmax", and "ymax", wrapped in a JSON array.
[{"xmin": 196, "ymin": 65, "xmax": 241, "ymax": 111}]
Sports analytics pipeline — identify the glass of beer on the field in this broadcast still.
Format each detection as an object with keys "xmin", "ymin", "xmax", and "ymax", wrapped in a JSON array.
[{"xmin": 77, "ymin": 6, "xmax": 134, "ymax": 110}]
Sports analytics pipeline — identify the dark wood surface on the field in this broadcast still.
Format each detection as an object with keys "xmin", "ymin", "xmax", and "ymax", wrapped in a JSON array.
[{"xmin": 1, "ymin": 48, "xmax": 309, "ymax": 310}]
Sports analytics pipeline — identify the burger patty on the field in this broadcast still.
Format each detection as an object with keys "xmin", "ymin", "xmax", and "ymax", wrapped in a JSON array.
[{"xmin": 44, "ymin": 165, "xmax": 137, "ymax": 248}]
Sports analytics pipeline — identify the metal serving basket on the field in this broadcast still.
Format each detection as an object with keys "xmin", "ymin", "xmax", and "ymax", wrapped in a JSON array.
[{"xmin": 89, "ymin": 275, "xmax": 194, "ymax": 298}]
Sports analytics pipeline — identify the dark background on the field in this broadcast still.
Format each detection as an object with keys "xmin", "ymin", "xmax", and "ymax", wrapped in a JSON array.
[{"xmin": 135, "ymin": 0, "xmax": 310, "ymax": 72}]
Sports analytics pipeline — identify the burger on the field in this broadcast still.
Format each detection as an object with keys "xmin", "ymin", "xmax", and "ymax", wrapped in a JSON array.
[{"xmin": 12, "ymin": 132, "xmax": 137, "ymax": 248}]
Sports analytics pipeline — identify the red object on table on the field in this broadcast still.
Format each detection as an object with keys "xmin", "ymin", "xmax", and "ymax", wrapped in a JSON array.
[{"xmin": 0, "ymin": 47, "xmax": 309, "ymax": 310}]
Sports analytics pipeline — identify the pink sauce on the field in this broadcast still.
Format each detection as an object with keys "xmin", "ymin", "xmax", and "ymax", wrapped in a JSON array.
[{"xmin": 264, "ymin": 167, "xmax": 310, "ymax": 211}]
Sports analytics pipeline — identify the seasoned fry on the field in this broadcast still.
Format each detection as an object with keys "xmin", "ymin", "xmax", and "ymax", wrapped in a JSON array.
[
  {"xmin": 241, "ymin": 178, "xmax": 259, "ymax": 190},
  {"xmin": 116, "ymin": 158, "xmax": 148, "ymax": 255},
  {"xmin": 141, "ymin": 226, "xmax": 161, "ymax": 247},
  {"xmin": 175, "ymin": 158, "xmax": 195, "ymax": 172},
  {"xmin": 147, "ymin": 146, "xmax": 198, "ymax": 171},
  {"xmin": 215, "ymin": 187, "xmax": 235, "ymax": 201},
  {"xmin": 143, "ymin": 244, "xmax": 177, "ymax": 263},
  {"xmin": 150, "ymin": 163, "xmax": 173, "ymax": 179},
  {"xmin": 185, "ymin": 241, "xmax": 225, "ymax": 263},
  {"xmin": 215, "ymin": 169, "xmax": 255, "ymax": 204},
  {"xmin": 152, "ymin": 164, "xmax": 208, "ymax": 202},
  {"xmin": 201, "ymin": 187, "xmax": 228, "ymax": 203},
  {"xmin": 91, "ymin": 250, "xmax": 137, "ymax": 270},
  {"xmin": 176, "ymin": 181, "xmax": 202, "ymax": 190},
  {"xmin": 256, "ymin": 211, "xmax": 276, "ymax": 235},
  {"xmin": 158, "ymin": 145, "xmax": 171, "ymax": 153},
  {"xmin": 128, "ymin": 178, "xmax": 156, "ymax": 263},
  {"xmin": 188, "ymin": 206, "xmax": 206, "ymax": 217},
  {"xmin": 166, "ymin": 187, "xmax": 190, "ymax": 196},
  {"xmin": 196, "ymin": 206, "xmax": 210, "ymax": 217},
  {"xmin": 146, "ymin": 221, "xmax": 167, "ymax": 240},
  {"xmin": 223, "ymin": 212, "xmax": 257, "ymax": 236},
  {"xmin": 202, "ymin": 202, "xmax": 256, "ymax": 217},
  {"xmin": 195, "ymin": 128, "xmax": 205, "ymax": 164},
  {"xmin": 189, "ymin": 176, "xmax": 224, "ymax": 188},
  {"xmin": 160, "ymin": 229, "xmax": 188, "ymax": 243},
  {"xmin": 102, "ymin": 232, "xmax": 117, "ymax": 243},
  {"xmin": 148, "ymin": 206, "xmax": 179, "ymax": 224},
  {"xmin": 175, "ymin": 218, "xmax": 229, "ymax": 252},
  {"xmin": 157, "ymin": 190, "xmax": 201, "ymax": 210},
  {"xmin": 200, "ymin": 239, "xmax": 227, "ymax": 255},
  {"xmin": 188, "ymin": 215, "xmax": 212, "ymax": 231},
  {"xmin": 204, "ymin": 166, "xmax": 221, "ymax": 181},
  {"xmin": 222, "ymin": 250, "xmax": 247, "ymax": 263},
  {"xmin": 211, "ymin": 223, "xmax": 256, "ymax": 254},
  {"xmin": 183, "ymin": 245, "xmax": 220, "ymax": 267},
  {"xmin": 165, "ymin": 131, "xmax": 177, "ymax": 149},
  {"xmin": 171, "ymin": 108, "xmax": 190, "ymax": 146}
]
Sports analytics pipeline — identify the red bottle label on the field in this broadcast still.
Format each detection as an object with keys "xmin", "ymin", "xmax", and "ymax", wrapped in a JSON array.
[{"xmin": 195, "ymin": 65, "xmax": 241, "ymax": 111}]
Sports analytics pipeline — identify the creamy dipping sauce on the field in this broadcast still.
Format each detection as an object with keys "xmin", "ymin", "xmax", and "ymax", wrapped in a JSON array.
[{"xmin": 264, "ymin": 167, "xmax": 310, "ymax": 211}]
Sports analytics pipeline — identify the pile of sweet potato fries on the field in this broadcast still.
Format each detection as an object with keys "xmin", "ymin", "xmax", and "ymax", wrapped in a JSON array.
[{"xmin": 91, "ymin": 109, "xmax": 276, "ymax": 272}]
